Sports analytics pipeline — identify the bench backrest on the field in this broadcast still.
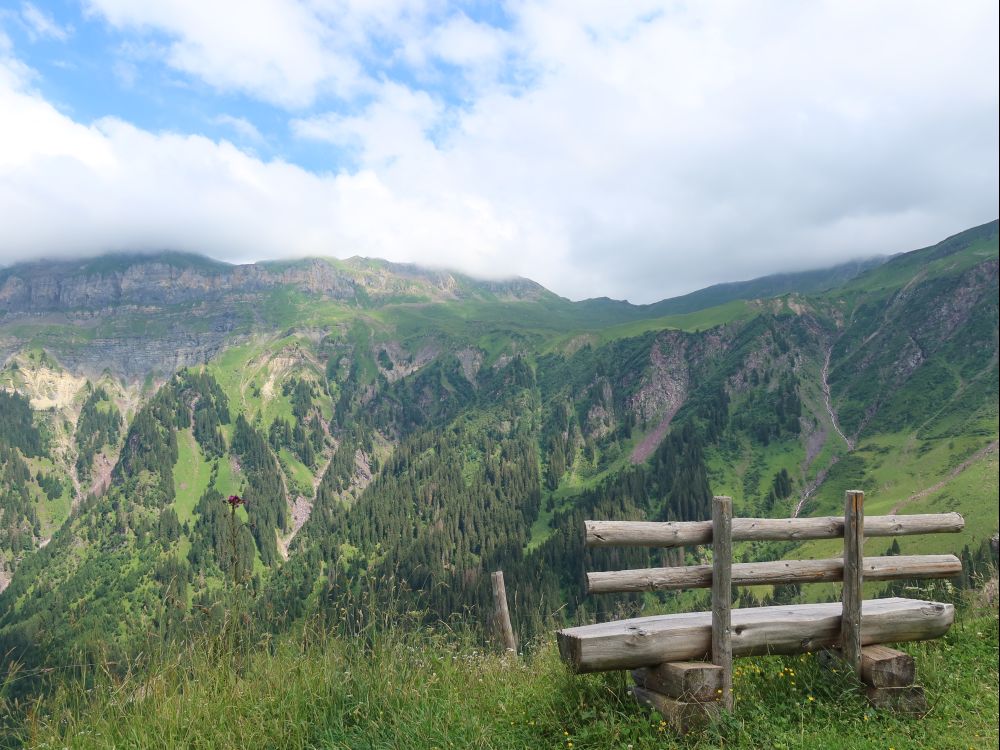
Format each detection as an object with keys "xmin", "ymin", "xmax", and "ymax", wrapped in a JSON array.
[{"xmin": 582, "ymin": 491, "xmax": 964, "ymax": 707}]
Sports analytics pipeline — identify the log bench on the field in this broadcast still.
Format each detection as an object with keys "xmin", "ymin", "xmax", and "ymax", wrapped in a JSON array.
[{"xmin": 556, "ymin": 492, "xmax": 963, "ymax": 732}]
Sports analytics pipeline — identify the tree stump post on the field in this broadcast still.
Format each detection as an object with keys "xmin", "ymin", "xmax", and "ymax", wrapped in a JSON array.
[{"xmin": 491, "ymin": 570, "xmax": 517, "ymax": 655}]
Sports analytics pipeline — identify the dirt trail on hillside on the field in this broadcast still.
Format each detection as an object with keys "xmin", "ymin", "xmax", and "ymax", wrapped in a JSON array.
[{"xmin": 890, "ymin": 440, "xmax": 999, "ymax": 514}]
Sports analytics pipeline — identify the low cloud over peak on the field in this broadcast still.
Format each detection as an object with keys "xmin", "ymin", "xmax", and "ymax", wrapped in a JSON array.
[{"xmin": 0, "ymin": 1, "xmax": 997, "ymax": 302}]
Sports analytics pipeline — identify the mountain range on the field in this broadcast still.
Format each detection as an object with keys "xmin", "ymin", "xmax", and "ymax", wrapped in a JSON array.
[{"xmin": 0, "ymin": 220, "xmax": 996, "ymax": 679}]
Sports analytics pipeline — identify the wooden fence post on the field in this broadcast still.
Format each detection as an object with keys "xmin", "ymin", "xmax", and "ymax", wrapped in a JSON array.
[
  {"xmin": 491, "ymin": 570, "xmax": 518, "ymax": 655},
  {"xmin": 712, "ymin": 496, "xmax": 733, "ymax": 710},
  {"xmin": 842, "ymin": 490, "xmax": 865, "ymax": 677}
]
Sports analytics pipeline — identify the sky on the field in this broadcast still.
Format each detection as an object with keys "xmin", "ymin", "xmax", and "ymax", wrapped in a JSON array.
[{"xmin": 0, "ymin": 1, "xmax": 997, "ymax": 303}]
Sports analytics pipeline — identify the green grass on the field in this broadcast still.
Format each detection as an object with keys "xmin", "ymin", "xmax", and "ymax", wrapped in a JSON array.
[
  {"xmin": 795, "ymin": 432, "xmax": 998, "ymax": 557},
  {"xmin": 9, "ymin": 596, "xmax": 997, "ymax": 750},
  {"xmin": 0, "ymin": 323, "xmax": 98, "ymax": 344},
  {"xmin": 279, "ymin": 449, "xmax": 315, "ymax": 497},
  {"xmin": 545, "ymin": 300, "xmax": 755, "ymax": 353},
  {"xmin": 213, "ymin": 455, "xmax": 243, "ymax": 497},
  {"xmin": 171, "ymin": 430, "xmax": 212, "ymax": 525},
  {"xmin": 24, "ymin": 455, "xmax": 73, "ymax": 534},
  {"xmin": 706, "ymin": 436, "xmax": 805, "ymax": 511},
  {"xmin": 778, "ymin": 431, "xmax": 997, "ymax": 603},
  {"xmin": 204, "ymin": 337, "xmax": 327, "ymax": 433},
  {"xmin": 594, "ymin": 300, "xmax": 754, "ymax": 342},
  {"xmin": 529, "ymin": 437, "xmax": 642, "ymax": 549},
  {"xmin": 205, "ymin": 347, "xmax": 253, "ymax": 428},
  {"xmin": 35, "ymin": 492, "xmax": 72, "ymax": 537},
  {"xmin": 838, "ymin": 222, "xmax": 997, "ymax": 296}
]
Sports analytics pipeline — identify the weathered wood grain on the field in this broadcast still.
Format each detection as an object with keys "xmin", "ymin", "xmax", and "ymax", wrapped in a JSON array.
[
  {"xmin": 631, "ymin": 687, "xmax": 722, "ymax": 733},
  {"xmin": 586, "ymin": 554, "xmax": 961, "ymax": 594},
  {"xmin": 861, "ymin": 645, "xmax": 916, "ymax": 687},
  {"xmin": 842, "ymin": 490, "xmax": 864, "ymax": 677},
  {"xmin": 556, "ymin": 598, "xmax": 953, "ymax": 674},
  {"xmin": 631, "ymin": 662, "xmax": 723, "ymax": 702},
  {"xmin": 864, "ymin": 685, "xmax": 928, "ymax": 715},
  {"xmin": 584, "ymin": 513, "xmax": 964, "ymax": 548},
  {"xmin": 491, "ymin": 570, "xmax": 517, "ymax": 655},
  {"xmin": 711, "ymin": 496, "xmax": 733, "ymax": 710}
]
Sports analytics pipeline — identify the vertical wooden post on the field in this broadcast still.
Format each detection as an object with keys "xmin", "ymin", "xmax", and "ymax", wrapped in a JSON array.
[
  {"xmin": 842, "ymin": 490, "xmax": 865, "ymax": 677},
  {"xmin": 491, "ymin": 570, "xmax": 517, "ymax": 655},
  {"xmin": 711, "ymin": 496, "xmax": 733, "ymax": 710}
]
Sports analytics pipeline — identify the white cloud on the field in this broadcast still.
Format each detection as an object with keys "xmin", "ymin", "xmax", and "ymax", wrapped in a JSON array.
[
  {"xmin": 293, "ymin": 82, "xmax": 442, "ymax": 166},
  {"xmin": 83, "ymin": 0, "xmax": 365, "ymax": 107},
  {"xmin": 80, "ymin": 0, "xmax": 472, "ymax": 108},
  {"xmin": 401, "ymin": 11, "xmax": 511, "ymax": 71},
  {"xmin": 20, "ymin": 2, "xmax": 70, "ymax": 42},
  {"xmin": 213, "ymin": 114, "xmax": 265, "ymax": 144},
  {"xmin": 288, "ymin": 1, "xmax": 999, "ymax": 299},
  {"xmin": 0, "ymin": 2, "xmax": 997, "ymax": 302},
  {"xmin": 0, "ymin": 57, "xmax": 546, "ymax": 286}
]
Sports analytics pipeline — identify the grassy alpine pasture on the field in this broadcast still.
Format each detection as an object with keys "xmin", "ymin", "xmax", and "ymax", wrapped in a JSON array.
[
  {"xmin": 793, "ymin": 433, "xmax": 998, "ymax": 557},
  {"xmin": 171, "ymin": 430, "xmax": 212, "ymax": 525},
  {"xmin": 8, "ymin": 595, "xmax": 997, "ymax": 750}
]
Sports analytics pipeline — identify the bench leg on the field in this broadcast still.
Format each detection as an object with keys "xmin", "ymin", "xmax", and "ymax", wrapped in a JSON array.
[
  {"xmin": 631, "ymin": 687, "xmax": 722, "ymax": 734},
  {"xmin": 860, "ymin": 645, "xmax": 916, "ymax": 688},
  {"xmin": 864, "ymin": 685, "xmax": 928, "ymax": 716},
  {"xmin": 632, "ymin": 662, "xmax": 723, "ymax": 734},
  {"xmin": 817, "ymin": 645, "xmax": 928, "ymax": 716},
  {"xmin": 632, "ymin": 662, "xmax": 724, "ymax": 702},
  {"xmin": 860, "ymin": 646, "xmax": 927, "ymax": 716}
]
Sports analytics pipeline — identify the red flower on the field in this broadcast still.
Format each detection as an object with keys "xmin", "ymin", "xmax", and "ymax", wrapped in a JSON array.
[{"xmin": 227, "ymin": 494, "xmax": 244, "ymax": 508}]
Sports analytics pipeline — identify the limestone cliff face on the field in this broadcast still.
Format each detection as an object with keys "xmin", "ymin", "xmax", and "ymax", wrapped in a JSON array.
[
  {"xmin": 0, "ymin": 257, "xmax": 356, "ymax": 311},
  {"xmin": 50, "ymin": 330, "xmax": 250, "ymax": 379},
  {"xmin": 0, "ymin": 253, "xmax": 551, "ymax": 378},
  {"xmin": 0, "ymin": 254, "xmax": 547, "ymax": 314}
]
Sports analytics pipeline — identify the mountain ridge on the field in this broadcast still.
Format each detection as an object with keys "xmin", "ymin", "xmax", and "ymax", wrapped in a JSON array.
[
  {"xmin": 0, "ymin": 220, "xmax": 995, "ymax": 690},
  {"xmin": 5, "ymin": 215, "xmax": 995, "ymax": 321},
  {"xmin": 0, "ymin": 248, "xmax": 885, "ymax": 315}
]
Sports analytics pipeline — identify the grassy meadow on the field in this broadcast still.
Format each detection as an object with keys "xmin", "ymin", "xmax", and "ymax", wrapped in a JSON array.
[{"xmin": 3, "ymin": 588, "xmax": 997, "ymax": 750}]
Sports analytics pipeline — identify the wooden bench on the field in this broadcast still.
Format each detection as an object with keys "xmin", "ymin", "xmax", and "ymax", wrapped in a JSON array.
[{"xmin": 557, "ymin": 491, "xmax": 964, "ymax": 732}]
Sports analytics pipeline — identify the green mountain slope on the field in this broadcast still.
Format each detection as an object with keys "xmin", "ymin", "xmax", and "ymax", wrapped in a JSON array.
[{"xmin": 0, "ymin": 222, "xmax": 995, "ymax": 685}]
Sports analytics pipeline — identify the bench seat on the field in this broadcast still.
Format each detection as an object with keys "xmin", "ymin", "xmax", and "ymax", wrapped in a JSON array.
[{"xmin": 557, "ymin": 597, "xmax": 952, "ymax": 673}]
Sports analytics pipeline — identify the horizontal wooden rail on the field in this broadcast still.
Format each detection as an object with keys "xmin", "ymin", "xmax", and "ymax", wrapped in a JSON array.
[
  {"xmin": 557, "ymin": 598, "xmax": 953, "ymax": 673},
  {"xmin": 586, "ymin": 554, "xmax": 961, "ymax": 594},
  {"xmin": 585, "ymin": 513, "xmax": 964, "ymax": 548}
]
